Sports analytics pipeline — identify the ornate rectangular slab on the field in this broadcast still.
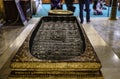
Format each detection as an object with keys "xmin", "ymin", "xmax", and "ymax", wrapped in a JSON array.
[{"xmin": 9, "ymin": 16, "xmax": 103, "ymax": 79}]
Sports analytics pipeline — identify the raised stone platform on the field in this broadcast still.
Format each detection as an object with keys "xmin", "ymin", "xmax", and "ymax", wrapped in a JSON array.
[{"xmin": 8, "ymin": 16, "xmax": 104, "ymax": 79}]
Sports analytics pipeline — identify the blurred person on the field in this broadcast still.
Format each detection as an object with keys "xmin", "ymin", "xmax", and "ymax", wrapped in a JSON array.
[
  {"xmin": 51, "ymin": 0, "xmax": 64, "ymax": 10},
  {"xmin": 65, "ymin": 0, "xmax": 76, "ymax": 12},
  {"xmin": 78, "ymin": 0, "xmax": 90, "ymax": 23},
  {"xmin": 93, "ymin": 0, "xmax": 103, "ymax": 15}
]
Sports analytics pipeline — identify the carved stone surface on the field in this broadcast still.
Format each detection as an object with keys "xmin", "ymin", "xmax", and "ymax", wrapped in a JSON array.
[
  {"xmin": 11, "ymin": 16, "xmax": 100, "ymax": 63},
  {"xmin": 9, "ymin": 16, "xmax": 103, "ymax": 79},
  {"xmin": 31, "ymin": 21, "xmax": 84, "ymax": 60}
]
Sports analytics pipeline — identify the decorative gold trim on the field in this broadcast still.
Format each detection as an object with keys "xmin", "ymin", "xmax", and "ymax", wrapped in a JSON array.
[
  {"xmin": 8, "ymin": 77, "xmax": 104, "ymax": 79},
  {"xmin": 49, "ymin": 10, "xmax": 73, "ymax": 15},
  {"xmin": 11, "ymin": 62, "xmax": 101, "ymax": 69}
]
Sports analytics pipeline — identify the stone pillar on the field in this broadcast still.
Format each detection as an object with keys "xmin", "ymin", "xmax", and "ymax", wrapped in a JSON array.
[{"xmin": 109, "ymin": 0, "xmax": 117, "ymax": 20}]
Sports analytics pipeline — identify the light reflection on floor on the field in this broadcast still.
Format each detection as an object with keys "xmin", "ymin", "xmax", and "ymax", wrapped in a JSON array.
[{"xmin": 90, "ymin": 17, "xmax": 120, "ymax": 58}]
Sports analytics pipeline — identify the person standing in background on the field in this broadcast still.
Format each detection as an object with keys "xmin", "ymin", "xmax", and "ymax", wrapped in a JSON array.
[
  {"xmin": 65, "ymin": 0, "xmax": 76, "ymax": 12},
  {"xmin": 50, "ymin": 0, "xmax": 64, "ymax": 10},
  {"xmin": 78, "ymin": 0, "xmax": 90, "ymax": 23}
]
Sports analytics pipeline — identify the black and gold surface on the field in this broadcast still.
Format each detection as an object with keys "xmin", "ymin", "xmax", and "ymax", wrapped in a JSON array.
[{"xmin": 9, "ymin": 16, "xmax": 104, "ymax": 79}]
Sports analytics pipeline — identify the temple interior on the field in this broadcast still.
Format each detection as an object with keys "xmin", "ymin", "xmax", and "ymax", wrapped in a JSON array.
[{"xmin": 0, "ymin": 0, "xmax": 120, "ymax": 79}]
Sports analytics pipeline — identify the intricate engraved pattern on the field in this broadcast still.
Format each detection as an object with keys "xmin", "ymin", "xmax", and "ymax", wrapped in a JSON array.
[
  {"xmin": 9, "ymin": 17, "xmax": 103, "ymax": 79},
  {"xmin": 31, "ymin": 21, "xmax": 84, "ymax": 60},
  {"xmin": 12, "ymin": 20, "xmax": 99, "ymax": 62}
]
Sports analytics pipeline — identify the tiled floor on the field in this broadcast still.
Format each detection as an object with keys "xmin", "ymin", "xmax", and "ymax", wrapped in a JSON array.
[
  {"xmin": 90, "ymin": 17, "xmax": 120, "ymax": 58},
  {"xmin": 0, "ymin": 25, "xmax": 25, "ymax": 55},
  {"xmin": 81, "ymin": 17, "xmax": 120, "ymax": 79},
  {"xmin": 0, "ymin": 17, "xmax": 120, "ymax": 79},
  {"xmin": 0, "ymin": 18, "xmax": 40, "ymax": 79}
]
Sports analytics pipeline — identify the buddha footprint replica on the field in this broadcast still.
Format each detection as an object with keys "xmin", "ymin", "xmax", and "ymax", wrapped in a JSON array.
[{"xmin": 9, "ymin": 16, "xmax": 104, "ymax": 79}]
